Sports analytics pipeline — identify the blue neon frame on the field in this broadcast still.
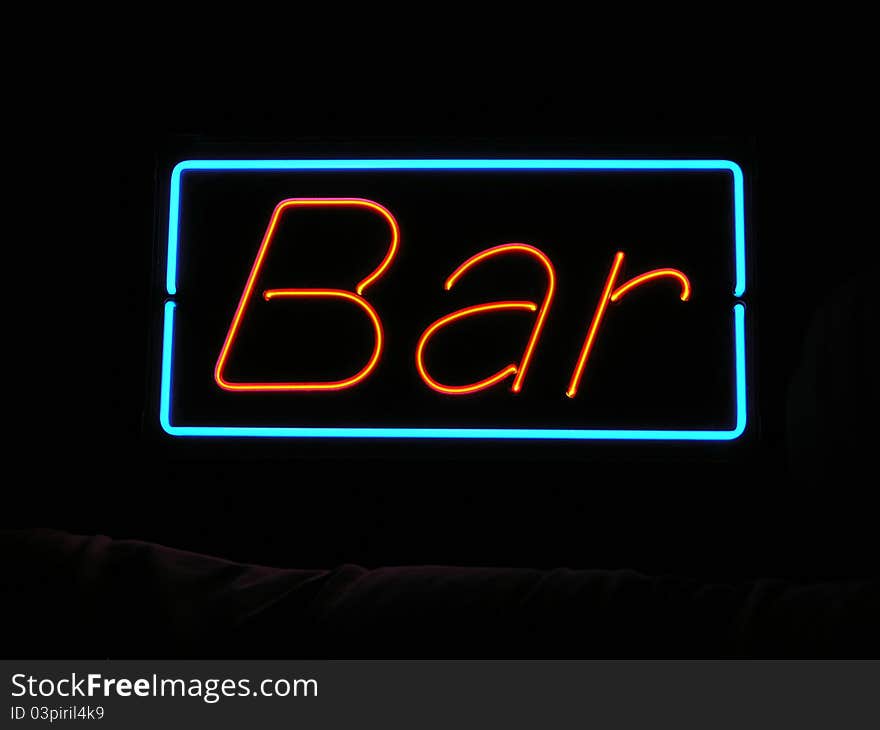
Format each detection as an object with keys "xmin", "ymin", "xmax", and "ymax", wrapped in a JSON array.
[{"xmin": 161, "ymin": 159, "xmax": 747, "ymax": 440}]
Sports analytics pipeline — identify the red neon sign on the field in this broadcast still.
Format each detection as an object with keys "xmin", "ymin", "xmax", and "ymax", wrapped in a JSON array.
[
  {"xmin": 213, "ymin": 200, "xmax": 691, "ymax": 398},
  {"xmin": 416, "ymin": 244, "xmax": 557, "ymax": 395},
  {"xmin": 566, "ymin": 252, "xmax": 692, "ymax": 398},
  {"xmin": 214, "ymin": 198, "xmax": 399, "ymax": 392}
]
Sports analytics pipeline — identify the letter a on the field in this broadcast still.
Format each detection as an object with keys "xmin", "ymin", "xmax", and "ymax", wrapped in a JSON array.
[{"xmin": 416, "ymin": 244, "xmax": 556, "ymax": 395}]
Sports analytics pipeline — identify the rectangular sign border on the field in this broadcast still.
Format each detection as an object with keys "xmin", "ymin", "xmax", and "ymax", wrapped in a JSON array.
[{"xmin": 160, "ymin": 159, "xmax": 746, "ymax": 441}]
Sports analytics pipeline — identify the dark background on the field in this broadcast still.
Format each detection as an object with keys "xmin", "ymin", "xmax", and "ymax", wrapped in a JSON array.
[{"xmin": 15, "ymin": 76, "xmax": 875, "ymax": 588}]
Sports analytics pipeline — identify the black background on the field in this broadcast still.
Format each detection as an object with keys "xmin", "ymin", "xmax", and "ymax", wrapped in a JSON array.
[{"xmin": 15, "ymin": 64, "xmax": 875, "ymax": 588}]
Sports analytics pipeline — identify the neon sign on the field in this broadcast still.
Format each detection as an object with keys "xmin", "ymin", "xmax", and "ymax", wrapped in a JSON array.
[
  {"xmin": 160, "ymin": 159, "xmax": 747, "ymax": 440},
  {"xmin": 214, "ymin": 198, "xmax": 399, "ymax": 392},
  {"xmin": 416, "ymin": 243, "xmax": 556, "ymax": 395},
  {"xmin": 566, "ymin": 253, "xmax": 692, "ymax": 399}
]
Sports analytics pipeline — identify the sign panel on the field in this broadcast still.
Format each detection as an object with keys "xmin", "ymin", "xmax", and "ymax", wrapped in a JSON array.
[{"xmin": 159, "ymin": 160, "xmax": 746, "ymax": 440}]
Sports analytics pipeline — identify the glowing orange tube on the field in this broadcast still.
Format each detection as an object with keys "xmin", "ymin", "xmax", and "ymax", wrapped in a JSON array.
[
  {"xmin": 441, "ymin": 243, "xmax": 556, "ymax": 393},
  {"xmin": 351, "ymin": 200, "xmax": 400, "ymax": 295},
  {"xmin": 214, "ymin": 198, "xmax": 398, "ymax": 392},
  {"xmin": 416, "ymin": 302, "xmax": 538, "ymax": 395},
  {"xmin": 610, "ymin": 268, "xmax": 691, "ymax": 302},
  {"xmin": 210, "ymin": 289, "xmax": 383, "ymax": 391},
  {"xmin": 565, "ymin": 251, "xmax": 625, "ymax": 399}
]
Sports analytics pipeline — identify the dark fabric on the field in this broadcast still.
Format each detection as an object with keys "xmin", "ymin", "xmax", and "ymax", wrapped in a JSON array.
[{"xmin": 3, "ymin": 529, "xmax": 877, "ymax": 657}]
